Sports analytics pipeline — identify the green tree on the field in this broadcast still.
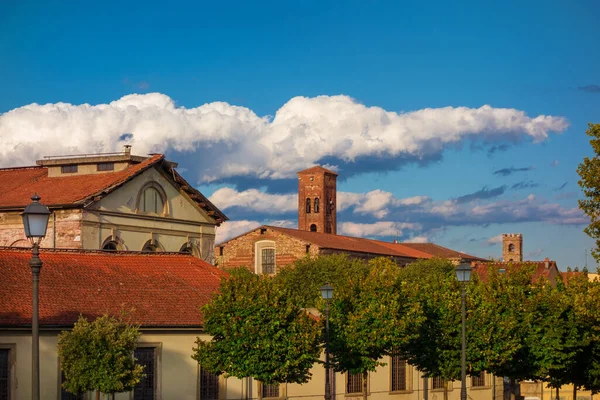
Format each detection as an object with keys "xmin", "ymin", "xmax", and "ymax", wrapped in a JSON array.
[
  {"xmin": 192, "ymin": 268, "xmax": 321, "ymax": 385},
  {"xmin": 58, "ymin": 314, "xmax": 145, "ymax": 400},
  {"xmin": 327, "ymin": 257, "xmax": 424, "ymax": 400},
  {"xmin": 577, "ymin": 122, "xmax": 600, "ymax": 263}
]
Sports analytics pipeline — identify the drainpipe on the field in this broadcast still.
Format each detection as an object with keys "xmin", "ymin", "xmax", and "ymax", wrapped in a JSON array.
[{"xmin": 52, "ymin": 211, "xmax": 56, "ymax": 248}]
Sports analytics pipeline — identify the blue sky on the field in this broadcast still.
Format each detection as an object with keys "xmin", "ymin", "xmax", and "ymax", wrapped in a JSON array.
[{"xmin": 1, "ymin": 0, "xmax": 599, "ymax": 268}]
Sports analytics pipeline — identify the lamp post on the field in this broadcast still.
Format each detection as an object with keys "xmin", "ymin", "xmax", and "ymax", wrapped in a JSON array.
[
  {"xmin": 321, "ymin": 283, "xmax": 334, "ymax": 400},
  {"xmin": 21, "ymin": 194, "xmax": 51, "ymax": 400},
  {"xmin": 455, "ymin": 263, "xmax": 472, "ymax": 400}
]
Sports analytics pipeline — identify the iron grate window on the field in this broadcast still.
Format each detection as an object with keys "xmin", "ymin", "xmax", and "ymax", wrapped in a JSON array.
[
  {"xmin": 262, "ymin": 383, "xmax": 280, "ymax": 398},
  {"xmin": 261, "ymin": 248, "xmax": 275, "ymax": 274},
  {"xmin": 134, "ymin": 348, "xmax": 156, "ymax": 400},
  {"xmin": 432, "ymin": 376, "xmax": 445, "ymax": 390},
  {"xmin": 60, "ymin": 370, "xmax": 85, "ymax": 400},
  {"xmin": 61, "ymin": 165, "xmax": 78, "ymax": 174},
  {"xmin": 471, "ymin": 371, "xmax": 485, "ymax": 387},
  {"xmin": 0, "ymin": 349, "xmax": 9, "ymax": 400},
  {"xmin": 97, "ymin": 162, "xmax": 114, "ymax": 171},
  {"xmin": 199, "ymin": 367, "xmax": 219, "ymax": 400},
  {"xmin": 346, "ymin": 372, "xmax": 363, "ymax": 394},
  {"xmin": 391, "ymin": 354, "xmax": 407, "ymax": 391}
]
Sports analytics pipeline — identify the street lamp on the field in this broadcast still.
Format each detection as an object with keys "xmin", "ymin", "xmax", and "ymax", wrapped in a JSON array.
[
  {"xmin": 321, "ymin": 283, "xmax": 334, "ymax": 400},
  {"xmin": 21, "ymin": 194, "xmax": 50, "ymax": 400},
  {"xmin": 455, "ymin": 263, "xmax": 472, "ymax": 400}
]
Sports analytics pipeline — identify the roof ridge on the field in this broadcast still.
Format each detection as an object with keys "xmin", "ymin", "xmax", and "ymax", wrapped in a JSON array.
[
  {"xmin": 0, "ymin": 165, "xmax": 43, "ymax": 171},
  {"xmin": 0, "ymin": 246, "xmax": 193, "ymax": 256}
]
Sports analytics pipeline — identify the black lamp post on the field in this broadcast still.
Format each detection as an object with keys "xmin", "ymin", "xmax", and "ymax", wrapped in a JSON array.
[
  {"xmin": 21, "ymin": 194, "xmax": 50, "ymax": 400},
  {"xmin": 455, "ymin": 263, "xmax": 472, "ymax": 400},
  {"xmin": 321, "ymin": 283, "xmax": 334, "ymax": 400}
]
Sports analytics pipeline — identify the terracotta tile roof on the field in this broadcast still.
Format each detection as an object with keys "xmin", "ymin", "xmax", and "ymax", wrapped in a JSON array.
[
  {"xmin": 263, "ymin": 226, "xmax": 433, "ymax": 259},
  {"xmin": 297, "ymin": 166, "xmax": 339, "ymax": 176},
  {"xmin": 471, "ymin": 259, "xmax": 559, "ymax": 283},
  {"xmin": 400, "ymin": 243, "xmax": 487, "ymax": 262},
  {"xmin": 0, "ymin": 155, "xmax": 164, "ymax": 209},
  {"xmin": 0, "ymin": 248, "xmax": 226, "ymax": 327}
]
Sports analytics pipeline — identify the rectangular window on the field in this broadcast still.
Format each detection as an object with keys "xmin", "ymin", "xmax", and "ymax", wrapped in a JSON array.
[
  {"xmin": 432, "ymin": 377, "xmax": 445, "ymax": 390},
  {"xmin": 60, "ymin": 370, "xmax": 85, "ymax": 400},
  {"xmin": 390, "ymin": 355, "xmax": 407, "ymax": 392},
  {"xmin": 261, "ymin": 248, "xmax": 275, "ymax": 274},
  {"xmin": 134, "ymin": 347, "xmax": 157, "ymax": 400},
  {"xmin": 97, "ymin": 162, "xmax": 114, "ymax": 171},
  {"xmin": 471, "ymin": 371, "xmax": 485, "ymax": 387},
  {"xmin": 0, "ymin": 349, "xmax": 10, "ymax": 400},
  {"xmin": 61, "ymin": 165, "xmax": 78, "ymax": 173},
  {"xmin": 199, "ymin": 367, "xmax": 219, "ymax": 400},
  {"xmin": 262, "ymin": 383, "xmax": 280, "ymax": 398},
  {"xmin": 346, "ymin": 372, "xmax": 363, "ymax": 394}
]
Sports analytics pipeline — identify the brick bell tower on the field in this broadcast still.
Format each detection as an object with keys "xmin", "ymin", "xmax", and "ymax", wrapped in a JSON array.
[
  {"xmin": 297, "ymin": 166, "xmax": 338, "ymax": 234},
  {"xmin": 502, "ymin": 233, "xmax": 523, "ymax": 262}
]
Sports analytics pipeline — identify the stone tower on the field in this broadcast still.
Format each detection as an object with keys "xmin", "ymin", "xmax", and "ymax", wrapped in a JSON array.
[
  {"xmin": 297, "ymin": 166, "xmax": 338, "ymax": 234},
  {"xmin": 502, "ymin": 233, "xmax": 523, "ymax": 262}
]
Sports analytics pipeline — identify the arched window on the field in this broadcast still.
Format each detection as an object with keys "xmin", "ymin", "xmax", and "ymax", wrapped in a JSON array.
[
  {"xmin": 314, "ymin": 198, "xmax": 320, "ymax": 213},
  {"xmin": 508, "ymin": 243, "xmax": 515, "ymax": 252},
  {"xmin": 310, "ymin": 224, "xmax": 317, "ymax": 232},
  {"xmin": 142, "ymin": 187, "xmax": 164, "ymax": 214},
  {"xmin": 103, "ymin": 241, "xmax": 119, "ymax": 251},
  {"xmin": 179, "ymin": 243, "xmax": 193, "ymax": 254},
  {"xmin": 142, "ymin": 240, "xmax": 162, "ymax": 253},
  {"xmin": 136, "ymin": 181, "xmax": 169, "ymax": 216},
  {"xmin": 306, "ymin": 198, "xmax": 311, "ymax": 213}
]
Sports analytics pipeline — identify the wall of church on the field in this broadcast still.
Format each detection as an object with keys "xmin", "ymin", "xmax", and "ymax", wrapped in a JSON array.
[
  {"xmin": 0, "ymin": 209, "xmax": 83, "ymax": 249},
  {"xmin": 215, "ymin": 227, "xmax": 319, "ymax": 271}
]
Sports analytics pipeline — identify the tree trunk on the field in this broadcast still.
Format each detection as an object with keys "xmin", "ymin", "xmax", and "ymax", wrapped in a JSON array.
[
  {"xmin": 573, "ymin": 385, "xmax": 577, "ymax": 400},
  {"xmin": 362, "ymin": 371, "xmax": 368, "ymax": 400},
  {"xmin": 95, "ymin": 391, "xmax": 100, "ymax": 400},
  {"xmin": 556, "ymin": 387, "xmax": 559, "ymax": 400},
  {"xmin": 443, "ymin": 380, "xmax": 449, "ymax": 400}
]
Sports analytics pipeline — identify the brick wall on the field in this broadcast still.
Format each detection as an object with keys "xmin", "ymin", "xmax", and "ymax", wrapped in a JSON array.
[
  {"xmin": 297, "ymin": 169, "xmax": 337, "ymax": 234},
  {"xmin": 0, "ymin": 209, "xmax": 83, "ymax": 249},
  {"xmin": 215, "ymin": 227, "xmax": 319, "ymax": 272}
]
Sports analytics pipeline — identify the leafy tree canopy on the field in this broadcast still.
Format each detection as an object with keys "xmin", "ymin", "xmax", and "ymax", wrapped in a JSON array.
[
  {"xmin": 577, "ymin": 122, "xmax": 600, "ymax": 263},
  {"xmin": 58, "ymin": 314, "xmax": 144, "ymax": 396}
]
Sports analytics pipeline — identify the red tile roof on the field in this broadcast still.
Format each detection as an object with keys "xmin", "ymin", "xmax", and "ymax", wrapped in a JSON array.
[
  {"xmin": 0, "ymin": 248, "xmax": 226, "ymax": 327},
  {"xmin": 261, "ymin": 226, "xmax": 434, "ymax": 259},
  {"xmin": 400, "ymin": 242, "xmax": 487, "ymax": 262},
  {"xmin": 471, "ymin": 259, "xmax": 559, "ymax": 283},
  {"xmin": 0, "ymin": 155, "xmax": 164, "ymax": 209},
  {"xmin": 297, "ymin": 166, "xmax": 339, "ymax": 176}
]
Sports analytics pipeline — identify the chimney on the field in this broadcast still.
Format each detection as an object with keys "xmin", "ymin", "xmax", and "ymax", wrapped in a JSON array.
[
  {"xmin": 544, "ymin": 257, "xmax": 550, "ymax": 270},
  {"xmin": 124, "ymin": 145, "xmax": 132, "ymax": 156}
]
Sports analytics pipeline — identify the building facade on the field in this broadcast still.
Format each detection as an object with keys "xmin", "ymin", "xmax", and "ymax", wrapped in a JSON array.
[{"xmin": 0, "ymin": 147, "xmax": 227, "ymax": 263}]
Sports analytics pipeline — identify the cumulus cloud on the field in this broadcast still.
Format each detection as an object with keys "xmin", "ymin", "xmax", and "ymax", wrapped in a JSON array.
[
  {"xmin": 486, "ymin": 234, "xmax": 503, "ymax": 245},
  {"xmin": 404, "ymin": 236, "xmax": 429, "ymax": 243},
  {"xmin": 338, "ymin": 221, "xmax": 421, "ymax": 237},
  {"xmin": 209, "ymin": 188, "xmax": 297, "ymax": 214},
  {"xmin": 215, "ymin": 220, "xmax": 261, "ymax": 243},
  {"xmin": 0, "ymin": 93, "xmax": 568, "ymax": 183}
]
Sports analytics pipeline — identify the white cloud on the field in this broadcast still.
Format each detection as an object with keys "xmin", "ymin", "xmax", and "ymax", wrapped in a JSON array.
[
  {"xmin": 209, "ymin": 188, "xmax": 297, "ymax": 213},
  {"xmin": 0, "ymin": 93, "xmax": 569, "ymax": 183},
  {"xmin": 486, "ymin": 234, "xmax": 503, "ymax": 245},
  {"xmin": 404, "ymin": 235, "xmax": 429, "ymax": 243},
  {"xmin": 338, "ymin": 221, "xmax": 421, "ymax": 237},
  {"xmin": 215, "ymin": 220, "xmax": 261, "ymax": 243}
]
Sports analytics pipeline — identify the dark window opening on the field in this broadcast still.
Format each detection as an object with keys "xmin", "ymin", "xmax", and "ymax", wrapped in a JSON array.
[
  {"xmin": 142, "ymin": 241, "xmax": 157, "ymax": 253},
  {"xmin": 262, "ymin": 383, "xmax": 280, "ymax": 398},
  {"xmin": 102, "ymin": 241, "xmax": 118, "ymax": 251},
  {"xmin": 391, "ymin": 353, "xmax": 407, "ymax": 392},
  {"xmin": 262, "ymin": 248, "xmax": 275, "ymax": 274},
  {"xmin": 0, "ymin": 349, "xmax": 10, "ymax": 400},
  {"xmin": 432, "ymin": 377, "xmax": 445, "ymax": 390},
  {"xmin": 306, "ymin": 198, "xmax": 311, "ymax": 213},
  {"xmin": 179, "ymin": 244, "xmax": 193, "ymax": 254},
  {"xmin": 219, "ymin": 246, "xmax": 224, "ymax": 256},
  {"xmin": 97, "ymin": 162, "xmax": 115, "ymax": 171},
  {"xmin": 199, "ymin": 367, "xmax": 219, "ymax": 400},
  {"xmin": 508, "ymin": 243, "xmax": 515, "ymax": 252},
  {"xmin": 134, "ymin": 347, "xmax": 156, "ymax": 400},
  {"xmin": 310, "ymin": 224, "xmax": 317, "ymax": 232},
  {"xmin": 471, "ymin": 372, "xmax": 485, "ymax": 387},
  {"xmin": 61, "ymin": 165, "xmax": 78, "ymax": 174},
  {"xmin": 305, "ymin": 244, "xmax": 310, "ymax": 254},
  {"xmin": 347, "ymin": 372, "xmax": 363, "ymax": 394},
  {"xmin": 314, "ymin": 198, "xmax": 320, "ymax": 213}
]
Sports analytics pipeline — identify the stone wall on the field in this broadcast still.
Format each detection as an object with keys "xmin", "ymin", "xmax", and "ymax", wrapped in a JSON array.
[{"xmin": 0, "ymin": 209, "xmax": 83, "ymax": 248}]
